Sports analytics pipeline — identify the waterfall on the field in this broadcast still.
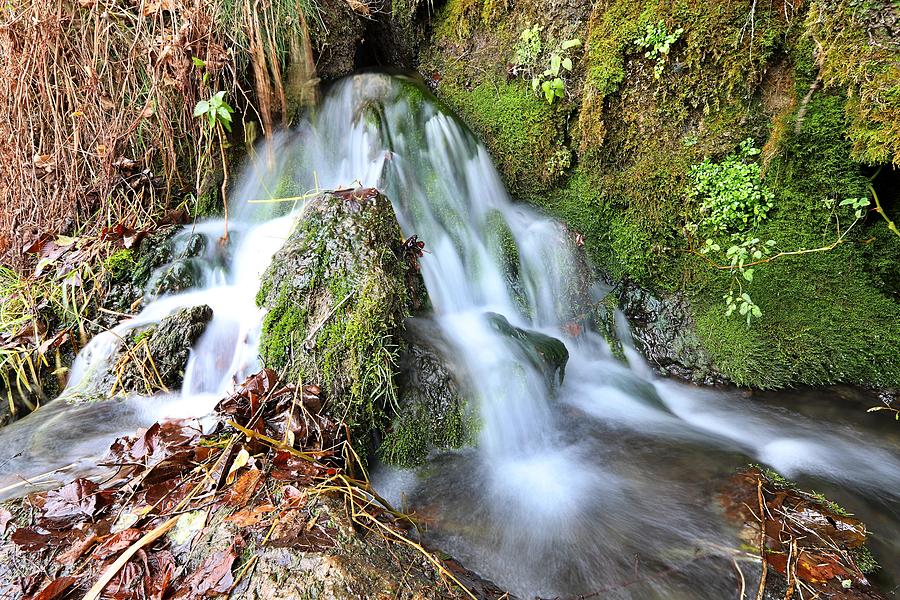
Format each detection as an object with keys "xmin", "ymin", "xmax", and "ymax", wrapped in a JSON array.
[{"xmin": 2, "ymin": 73, "xmax": 899, "ymax": 598}]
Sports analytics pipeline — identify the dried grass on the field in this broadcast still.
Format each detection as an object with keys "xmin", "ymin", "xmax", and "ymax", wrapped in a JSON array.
[{"xmin": 0, "ymin": 0, "xmax": 319, "ymax": 270}]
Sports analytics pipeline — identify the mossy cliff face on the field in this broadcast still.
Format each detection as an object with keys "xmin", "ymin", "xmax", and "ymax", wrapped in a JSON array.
[
  {"xmin": 256, "ymin": 191, "xmax": 474, "ymax": 461},
  {"xmin": 418, "ymin": 0, "xmax": 900, "ymax": 389}
]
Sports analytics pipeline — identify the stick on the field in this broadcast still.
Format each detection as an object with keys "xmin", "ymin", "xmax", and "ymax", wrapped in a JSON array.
[
  {"xmin": 82, "ymin": 516, "xmax": 178, "ymax": 600},
  {"xmin": 755, "ymin": 478, "xmax": 768, "ymax": 600}
]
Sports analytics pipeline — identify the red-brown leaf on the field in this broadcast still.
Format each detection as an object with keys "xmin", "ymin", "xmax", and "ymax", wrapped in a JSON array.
[
  {"xmin": 42, "ymin": 478, "xmax": 110, "ymax": 525},
  {"xmin": 11, "ymin": 526, "xmax": 54, "ymax": 551},
  {"xmin": 26, "ymin": 576, "xmax": 77, "ymax": 600},
  {"xmin": 92, "ymin": 528, "xmax": 143, "ymax": 560},
  {"xmin": 173, "ymin": 547, "xmax": 236, "ymax": 598}
]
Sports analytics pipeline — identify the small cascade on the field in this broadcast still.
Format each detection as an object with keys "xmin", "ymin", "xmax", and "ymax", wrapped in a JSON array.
[{"xmin": 1, "ymin": 73, "xmax": 899, "ymax": 598}]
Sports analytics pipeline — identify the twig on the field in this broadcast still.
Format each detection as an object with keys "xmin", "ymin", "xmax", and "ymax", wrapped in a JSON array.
[
  {"xmin": 733, "ymin": 557, "xmax": 747, "ymax": 600},
  {"xmin": 756, "ymin": 478, "xmax": 768, "ymax": 600},
  {"xmin": 302, "ymin": 292, "xmax": 354, "ymax": 348},
  {"xmin": 870, "ymin": 183, "xmax": 899, "ymax": 238},
  {"xmin": 82, "ymin": 515, "xmax": 178, "ymax": 600}
]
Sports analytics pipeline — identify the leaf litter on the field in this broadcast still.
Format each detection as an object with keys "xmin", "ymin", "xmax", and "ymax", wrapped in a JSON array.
[{"xmin": 0, "ymin": 368, "xmax": 495, "ymax": 599}]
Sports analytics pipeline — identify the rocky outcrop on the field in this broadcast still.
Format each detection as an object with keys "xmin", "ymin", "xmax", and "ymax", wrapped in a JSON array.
[
  {"xmin": 615, "ymin": 282, "xmax": 725, "ymax": 385},
  {"xmin": 256, "ymin": 189, "xmax": 411, "ymax": 457},
  {"xmin": 116, "ymin": 305, "xmax": 214, "ymax": 394},
  {"xmin": 379, "ymin": 318, "xmax": 474, "ymax": 467}
]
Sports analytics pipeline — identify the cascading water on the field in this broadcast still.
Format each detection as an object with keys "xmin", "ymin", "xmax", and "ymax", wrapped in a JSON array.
[{"xmin": 1, "ymin": 73, "xmax": 899, "ymax": 598}]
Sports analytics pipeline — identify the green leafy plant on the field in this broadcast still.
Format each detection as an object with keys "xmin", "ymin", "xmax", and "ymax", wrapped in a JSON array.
[
  {"xmin": 689, "ymin": 139, "xmax": 775, "ymax": 235},
  {"xmin": 193, "ymin": 90, "xmax": 235, "ymax": 241},
  {"xmin": 687, "ymin": 139, "xmax": 878, "ymax": 325},
  {"xmin": 513, "ymin": 25, "xmax": 581, "ymax": 105},
  {"xmin": 193, "ymin": 90, "xmax": 234, "ymax": 133},
  {"xmin": 634, "ymin": 20, "xmax": 684, "ymax": 78}
]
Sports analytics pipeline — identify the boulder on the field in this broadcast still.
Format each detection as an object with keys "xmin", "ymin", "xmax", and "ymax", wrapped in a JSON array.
[
  {"xmin": 256, "ymin": 189, "xmax": 412, "ymax": 457},
  {"xmin": 485, "ymin": 312, "xmax": 569, "ymax": 389},
  {"xmin": 99, "ymin": 304, "xmax": 213, "ymax": 396}
]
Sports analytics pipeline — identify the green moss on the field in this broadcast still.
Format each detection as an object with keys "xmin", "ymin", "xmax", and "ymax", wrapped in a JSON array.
[
  {"xmin": 379, "ymin": 396, "xmax": 474, "ymax": 467},
  {"xmin": 484, "ymin": 209, "xmax": 520, "ymax": 279},
  {"xmin": 692, "ymin": 90, "xmax": 900, "ymax": 389},
  {"xmin": 436, "ymin": 77, "xmax": 569, "ymax": 197},
  {"xmin": 104, "ymin": 249, "xmax": 136, "ymax": 279},
  {"xmin": 804, "ymin": 0, "xmax": 900, "ymax": 165}
]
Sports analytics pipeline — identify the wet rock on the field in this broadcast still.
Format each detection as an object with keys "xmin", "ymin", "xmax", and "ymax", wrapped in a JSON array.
[
  {"xmin": 309, "ymin": 1, "xmax": 366, "ymax": 80},
  {"xmin": 380, "ymin": 318, "xmax": 475, "ymax": 467},
  {"xmin": 102, "ymin": 227, "xmax": 210, "ymax": 325},
  {"xmin": 257, "ymin": 189, "xmax": 412, "ymax": 457},
  {"xmin": 617, "ymin": 282, "xmax": 726, "ymax": 385},
  {"xmin": 115, "ymin": 305, "xmax": 214, "ymax": 394},
  {"xmin": 485, "ymin": 312, "xmax": 569, "ymax": 389}
]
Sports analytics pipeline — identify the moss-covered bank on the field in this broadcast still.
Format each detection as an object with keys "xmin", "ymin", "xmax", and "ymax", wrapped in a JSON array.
[{"xmin": 417, "ymin": 0, "xmax": 900, "ymax": 389}]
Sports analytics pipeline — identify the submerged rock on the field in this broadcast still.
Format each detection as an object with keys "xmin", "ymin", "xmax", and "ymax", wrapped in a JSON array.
[
  {"xmin": 485, "ymin": 312, "xmax": 569, "ymax": 389},
  {"xmin": 719, "ymin": 467, "xmax": 885, "ymax": 599},
  {"xmin": 256, "ymin": 189, "xmax": 412, "ymax": 457}
]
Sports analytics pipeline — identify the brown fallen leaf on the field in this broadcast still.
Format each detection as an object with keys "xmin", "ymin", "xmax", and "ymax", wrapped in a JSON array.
[
  {"xmin": 55, "ymin": 527, "xmax": 104, "ymax": 566},
  {"xmin": 26, "ymin": 576, "xmax": 77, "ymax": 600},
  {"xmin": 222, "ymin": 468, "xmax": 263, "ymax": 506},
  {"xmin": 92, "ymin": 528, "xmax": 143, "ymax": 560},
  {"xmin": 344, "ymin": 0, "xmax": 370, "ymax": 15},
  {"xmin": 270, "ymin": 450, "xmax": 324, "ymax": 483},
  {"xmin": 11, "ymin": 526, "xmax": 55, "ymax": 551},
  {"xmin": 42, "ymin": 478, "xmax": 111, "ymax": 526},
  {"xmin": 172, "ymin": 547, "xmax": 237, "ymax": 598},
  {"xmin": 224, "ymin": 504, "xmax": 276, "ymax": 528}
]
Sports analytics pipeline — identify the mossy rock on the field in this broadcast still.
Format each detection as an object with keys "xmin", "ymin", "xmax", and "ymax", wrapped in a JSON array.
[
  {"xmin": 116, "ymin": 305, "xmax": 214, "ymax": 394},
  {"xmin": 256, "ymin": 190, "xmax": 411, "ymax": 458},
  {"xmin": 485, "ymin": 312, "xmax": 569, "ymax": 389},
  {"xmin": 379, "ymin": 318, "xmax": 477, "ymax": 467}
]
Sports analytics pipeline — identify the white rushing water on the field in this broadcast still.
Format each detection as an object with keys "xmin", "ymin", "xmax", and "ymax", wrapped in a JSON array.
[{"xmin": 1, "ymin": 73, "xmax": 899, "ymax": 598}]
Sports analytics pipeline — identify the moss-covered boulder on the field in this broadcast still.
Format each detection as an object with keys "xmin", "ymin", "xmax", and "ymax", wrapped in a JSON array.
[{"xmin": 256, "ymin": 190, "xmax": 412, "ymax": 457}]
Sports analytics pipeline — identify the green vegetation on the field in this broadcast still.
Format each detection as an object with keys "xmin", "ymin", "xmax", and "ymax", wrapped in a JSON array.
[
  {"xmin": 425, "ymin": 0, "xmax": 900, "ymax": 389},
  {"xmin": 379, "ymin": 394, "xmax": 473, "ymax": 467},
  {"xmin": 633, "ymin": 20, "xmax": 683, "ymax": 79},
  {"xmin": 103, "ymin": 249, "xmax": 136, "ymax": 279},
  {"xmin": 194, "ymin": 91, "xmax": 235, "ymax": 133},
  {"xmin": 689, "ymin": 139, "xmax": 774, "ymax": 235},
  {"xmin": 512, "ymin": 24, "xmax": 582, "ymax": 104}
]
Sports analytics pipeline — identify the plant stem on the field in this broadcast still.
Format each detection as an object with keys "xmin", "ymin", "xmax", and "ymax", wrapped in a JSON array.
[
  {"xmin": 218, "ymin": 123, "xmax": 230, "ymax": 244},
  {"xmin": 870, "ymin": 184, "xmax": 899, "ymax": 238}
]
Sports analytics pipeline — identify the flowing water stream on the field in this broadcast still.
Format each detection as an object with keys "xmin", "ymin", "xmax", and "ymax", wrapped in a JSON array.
[{"xmin": 1, "ymin": 73, "xmax": 899, "ymax": 598}]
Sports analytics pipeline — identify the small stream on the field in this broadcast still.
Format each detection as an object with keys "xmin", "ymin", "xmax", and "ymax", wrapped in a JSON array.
[{"xmin": 1, "ymin": 73, "xmax": 898, "ymax": 598}]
